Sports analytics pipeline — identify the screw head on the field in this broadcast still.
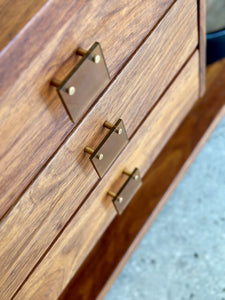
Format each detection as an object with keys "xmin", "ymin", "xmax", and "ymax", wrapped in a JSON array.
[
  {"xmin": 67, "ymin": 86, "xmax": 76, "ymax": 96},
  {"xmin": 117, "ymin": 196, "xmax": 123, "ymax": 203},
  {"xmin": 93, "ymin": 54, "xmax": 101, "ymax": 64},
  {"xmin": 117, "ymin": 128, "xmax": 123, "ymax": 135},
  {"xmin": 97, "ymin": 153, "xmax": 104, "ymax": 160},
  {"xmin": 133, "ymin": 175, "xmax": 139, "ymax": 180}
]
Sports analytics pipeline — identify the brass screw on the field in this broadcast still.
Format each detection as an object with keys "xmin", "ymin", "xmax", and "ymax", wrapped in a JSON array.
[
  {"xmin": 117, "ymin": 196, "xmax": 123, "ymax": 203},
  {"xmin": 123, "ymin": 170, "xmax": 139, "ymax": 180},
  {"xmin": 84, "ymin": 147, "xmax": 103, "ymax": 161},
  {"xmin": 133, "ymin": 174, "xmax": 139, "ymax": 180},
  {"xmin": 51, "ymin": 80, "xmax": 76, "ymax": 96},
  {"xmin": 93, "ymin": 54, "xmax": 101, "ymax": 64},
  {"xmin": 96, "ymin": 153, "xmax": 104, "ymax": 160},
  {"xmin": 108, "ymin": 191, "xmax": 123, "ymax": 203},
  {"xmin": 104, "ymin": 121, "xmax": 122, "ymax": 135},
  {"xmin": 114, "ymin": 128, "xmax": 123, "ymax": 135},
  {"xmin": 76, "ymin": 47, "xmax": 101, "ymax": 64},
  {"xmin": 67, "ymin": 86, "xmax": 76, "ymax": 96}
]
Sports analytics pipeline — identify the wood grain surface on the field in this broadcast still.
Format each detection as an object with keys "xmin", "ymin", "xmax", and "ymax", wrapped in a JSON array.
[
  {"xmin": 0, "ymin": 0, "xmax": 48, "ymax": 51},
  {"xmin": 198, "ymin": 0, "xmax": 206, "ymax": 96},
  {"xmin": 14, "ymin": 51, "xmax": 199, "ymax": 300},
  {"xmin": 61, "ymin": 58, "xmax": 225, "ymax": 300},
  {"xmin": 0, "ymin": 0, "xmax": 175, "ymax": 218},
  {"xmin": 0, "ymin": 1, "xmax": 198, "ymax": 298}
]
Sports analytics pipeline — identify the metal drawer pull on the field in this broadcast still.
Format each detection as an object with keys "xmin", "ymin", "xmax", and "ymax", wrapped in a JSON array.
[
  {"xmin": 51, "ymin": 42, "xmax": 110, "ymax": 123},
  {"xmin": 108, "ymin": 168, "xmax": 142, "ymax": 215},
  {"xmin": 84, "ymin": 119, "xmax": 128, "ymax": 178}
]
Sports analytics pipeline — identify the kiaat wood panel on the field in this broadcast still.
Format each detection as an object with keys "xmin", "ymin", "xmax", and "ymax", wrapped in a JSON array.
[
  {"xmin": 0, "ymin": 1, "xmax": 198, "ymax": 297},
  {"xmin": 0, "ymin": 0, "xmax": 175, "ymax": 218},
  {"xmin": 198, "ymin": 0, "xmax": 206, "ymax": 97},
  {"xmin": 61, "ymin": 58, "xmax": 225, "ymax": 300},
  {"xmin": 14, "ymin": 51, "xmax": 199, "ymax": 300},
  {"xmin": 0, "ymin": 0, "xmax": 48, "ymax": 51}
]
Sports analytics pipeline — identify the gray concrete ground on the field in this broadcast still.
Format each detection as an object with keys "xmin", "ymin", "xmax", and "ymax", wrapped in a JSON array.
[
  {"xmin": 207, "ymin": 0, "xmax": 225, "ymax": 32},
  {"xmin": 105, "ymin": 116, "xmax": 225, "ymax": 300}
]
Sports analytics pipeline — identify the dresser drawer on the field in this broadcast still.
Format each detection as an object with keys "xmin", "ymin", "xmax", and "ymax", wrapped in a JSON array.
[
  {"xmin": 0, "ymin": 0, "xmax": 174, "ymax": 218},
  {"xmin": 14, "ymin": 51, "xmax": 200, "ymax": 299}
]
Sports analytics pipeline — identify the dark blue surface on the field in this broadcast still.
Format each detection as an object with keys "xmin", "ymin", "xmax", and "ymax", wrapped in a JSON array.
[{"xmin": 207, "ymin": 29, "xmax": 225, "ymax": 64}]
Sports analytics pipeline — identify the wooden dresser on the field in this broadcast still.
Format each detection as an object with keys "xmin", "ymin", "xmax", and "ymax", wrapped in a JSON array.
[{"xmin": 0, "ymin": 0, "xmax": 218, "ymax": 299}]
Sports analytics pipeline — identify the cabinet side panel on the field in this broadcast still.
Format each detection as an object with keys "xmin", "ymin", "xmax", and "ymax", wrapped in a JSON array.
[{"xmin": 198, "ymin": 0, "xmax": 206, "ymax": 96}]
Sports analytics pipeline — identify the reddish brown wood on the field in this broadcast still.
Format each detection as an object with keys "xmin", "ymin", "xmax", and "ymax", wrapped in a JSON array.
[
  {"xmin": 0, "ymin": 0, "xmax": 48, "ymax": 51},
  {"xmin": 59, "ymin": 58, "xmax": 225, "ymax": 300},
  {"xmin": 198, "ymin": 0, "xmax": 206, "ymax": 96},
  {"xmin": 0, "ymin": 0, "xmax": 175, "ymax": 218}
]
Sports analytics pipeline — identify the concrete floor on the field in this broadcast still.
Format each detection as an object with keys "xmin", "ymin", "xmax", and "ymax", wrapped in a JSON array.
[
  {"xmin": 105, "ymin": 116, "xmax": 225, "ymax": 300},
  {"xmin": 207, "ymin": 0, "xmax": 225, "ymax": 32}
]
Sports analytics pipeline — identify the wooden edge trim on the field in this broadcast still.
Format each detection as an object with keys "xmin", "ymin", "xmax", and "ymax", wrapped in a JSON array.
[{"xmin": 198, "ymin": 0, "xmax": 206, "ymax": 97}]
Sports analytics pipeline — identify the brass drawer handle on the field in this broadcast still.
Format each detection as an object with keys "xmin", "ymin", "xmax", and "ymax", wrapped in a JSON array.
[
  {"xmin": 84, "ymin": 119, "xmax": 128, "ymax": 178},
  {"xmin": 108, "ymin": 168, "xmax": 142, "ymax": 215},
  {"xmin": 51, "ymin": 42, "xmax": 110, "ymax": 123}
]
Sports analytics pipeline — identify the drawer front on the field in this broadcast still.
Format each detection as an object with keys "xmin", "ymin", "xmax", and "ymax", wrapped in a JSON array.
[
  {"xmin": 0, "ymin": 0, "xmax": 174, "ymax": 218},
  {"xmin": 0, "ymin": 1, "xmax": 198, "ymax": 298},
  {"xmin": 15, "ymin": 51, "xmax": 200, "ymax": 300}
]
